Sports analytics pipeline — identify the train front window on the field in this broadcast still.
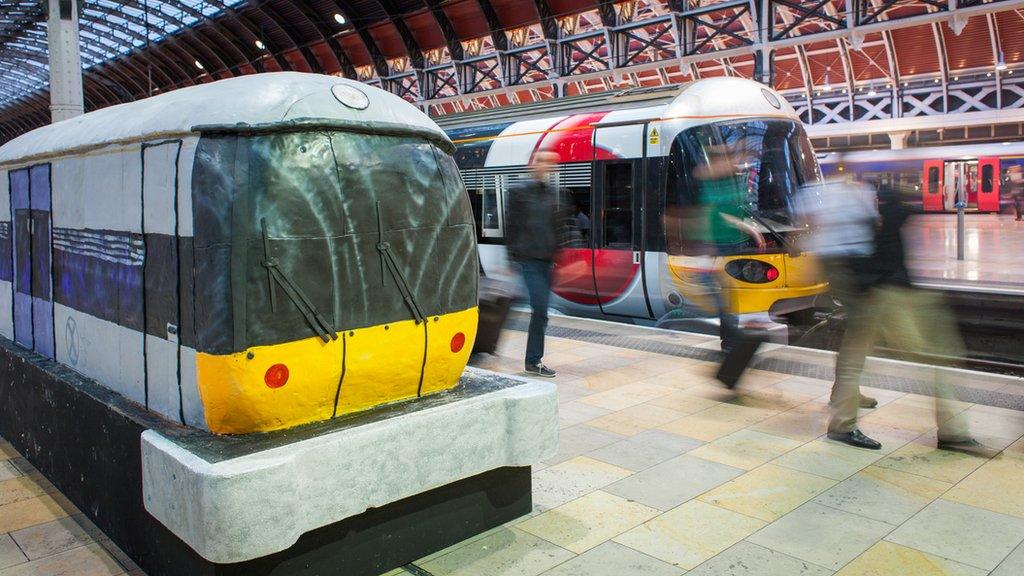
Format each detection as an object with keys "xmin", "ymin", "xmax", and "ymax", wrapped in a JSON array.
[{"xmin": 667, "ymin": 119, "xmax": 820, "ymax": 226}]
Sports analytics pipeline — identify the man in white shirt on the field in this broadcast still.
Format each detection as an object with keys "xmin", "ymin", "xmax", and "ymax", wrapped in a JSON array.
[{"xmin": 793, "ymin": 166, "xmax": 882, "ymax": 450}]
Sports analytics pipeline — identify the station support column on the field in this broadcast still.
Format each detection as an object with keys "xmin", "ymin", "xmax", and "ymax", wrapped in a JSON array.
[{"xmin": 47, "ymin": 0, "xmax": 85, "ymax": 122}]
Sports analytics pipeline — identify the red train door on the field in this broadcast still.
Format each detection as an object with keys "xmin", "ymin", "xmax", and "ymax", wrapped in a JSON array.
[
  {"xmin": 922, "ymin": 160, "xmax": 944, "ymax": 212},
  {"xmin": 977, "ymin": 157, "xmax": 1000, "ymax": 212}
]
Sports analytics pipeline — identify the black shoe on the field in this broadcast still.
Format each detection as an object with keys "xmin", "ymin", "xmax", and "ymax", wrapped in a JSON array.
[
  {"xmin": 525, "ymin": 363, "xmax": 556, "ymax": 378},
  {"xmin": 827, "ymin": 429, "xmax": 882, "ymax": 450},
  {"xmin": 937, "ymin": 437, "xmax": 991, "ymax": 455}
]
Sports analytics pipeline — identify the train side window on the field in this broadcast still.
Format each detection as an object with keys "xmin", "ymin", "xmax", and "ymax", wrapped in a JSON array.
[
  {"xmin": 981, "ymin": 164, "xmax": 994, "ymax": 193},
  {"xmin": 927, "ymin": 166, "xmax": 940, "ymax": 193},
  {"xmin": 603, "ymin": 163, "xmax": 633, "ymax": 249}
]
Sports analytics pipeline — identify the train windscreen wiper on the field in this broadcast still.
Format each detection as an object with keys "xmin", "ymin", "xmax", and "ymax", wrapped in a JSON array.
[
  {"xmin": 740, "ymin": 205, "xmax": 800, "ymax": 257},
  {"xmin": 375, "ymin": 201, "xmax": 426, "ymax": 324},
  {"xmin": 260, "ymin": 218, "xmax": 337, "ymax": 343}
]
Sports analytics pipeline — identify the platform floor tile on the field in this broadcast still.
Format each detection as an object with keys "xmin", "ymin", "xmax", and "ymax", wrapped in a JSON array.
[{"xmin": 0, "ymin": 440, "xmax": 138, "ymax": 576}]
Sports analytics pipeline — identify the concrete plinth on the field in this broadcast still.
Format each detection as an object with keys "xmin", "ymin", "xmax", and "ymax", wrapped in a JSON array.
[
  {"xmin": 0, "ymin": 337, "xmax": 557, "ymax": 576},
  {"xmin": 142, "ymin": 367, "xmax": 557, "ymax": 563}
]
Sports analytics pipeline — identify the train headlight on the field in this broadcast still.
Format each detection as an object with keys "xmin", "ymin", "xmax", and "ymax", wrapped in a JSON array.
[{"xmin": 725, "ymin": 259, "xmax": 780, "ymax": 284}]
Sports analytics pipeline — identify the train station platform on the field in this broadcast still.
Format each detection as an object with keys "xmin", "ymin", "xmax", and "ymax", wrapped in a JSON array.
[
  {"xmin": 907, "ymin": 213, "xmax": 1024, "ymax": 291},
  {"xmin": 3, "ymin": 311, "xmax": 1024, "ymax": 576}
]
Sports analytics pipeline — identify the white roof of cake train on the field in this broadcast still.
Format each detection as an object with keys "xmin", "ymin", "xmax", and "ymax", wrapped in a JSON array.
[{"xmin": 0, "ymin": 72, "xmax": 448, "ymax": 166}]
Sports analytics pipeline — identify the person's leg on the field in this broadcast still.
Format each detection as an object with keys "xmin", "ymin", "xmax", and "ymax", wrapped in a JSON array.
[
  {"xmin": 913, "ymin": 290, "xmax": 972, "ymax": 441},
  {"xmin": 825, "ymin": 260, "xmax": 878, "ymax": 442},
  {"xmin": 715, "ymin": 280, "xmax": 740, "ymax": 350},
  {"xmin": 521, "ymin": 260, "xmax": 551, "ymax": 368},
  {"xmin": 696, "ymin": 269, "xmax": 736, "ymax": 348}
]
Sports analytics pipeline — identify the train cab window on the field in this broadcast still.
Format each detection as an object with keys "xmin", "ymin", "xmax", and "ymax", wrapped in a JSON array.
[
  {"xmin": 927, "ymin": 166, "xmax": 940, "ymax": 193},
  {"xmin": 602, "ymin": 163, "xmax": 633, "ymax": 249},
  {"xmin": 982, "ymin": 164, "xmax": 994, "ymax": 193}
]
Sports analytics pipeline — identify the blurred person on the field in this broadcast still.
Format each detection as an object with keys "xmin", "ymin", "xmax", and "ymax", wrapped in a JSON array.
[
  {"xmin": 505, "ymin": 150, "xmax": 565, "ymax": 378},
  {"xmin": 866, "ymin": 183, "xmax": 981, "ymax": 452},
  {"xmin": 691, "ymin": 145, "xmax": 765, "ymax": 387},
  {"xmin": 794, "ymin": 161, "xmax": 882, "ymax": 450},
  {"xmin": 1008, "ymin": 165, "xmax": 1024, "ymax": 221}
]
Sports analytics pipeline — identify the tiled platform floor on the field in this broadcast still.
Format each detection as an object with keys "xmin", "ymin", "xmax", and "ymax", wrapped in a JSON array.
[
  {"xmin": 907, "ymin": 213, "xmax": 1024, "ymax": 288},
  {"xmin": 3, "ymin": 314, "xmax": 1023, "ymax": 576},
  {"xmin": 0, "ymin": 445, "xmax": 140, "ymax": 575},
  {"xmin": 393, "ymin": 323, "xmax": 1024, "ymax": 576}
]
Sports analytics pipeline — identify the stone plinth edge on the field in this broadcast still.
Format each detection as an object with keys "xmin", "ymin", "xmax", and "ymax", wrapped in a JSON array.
[{"xmin": 141, "ymin": 367, "xmax": 557, "ymax": 564}]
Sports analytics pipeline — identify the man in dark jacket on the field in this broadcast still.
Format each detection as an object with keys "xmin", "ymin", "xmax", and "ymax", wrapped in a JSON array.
[
  {"xmin": 506, "ymin": 150, "xmax": 564, "ymax": 377},
  {"xmin": 865, "ymin": 183, "xmax": 980, "ymax": 452}
]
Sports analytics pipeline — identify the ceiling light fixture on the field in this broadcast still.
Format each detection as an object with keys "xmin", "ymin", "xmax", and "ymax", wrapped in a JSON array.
[
  {"xmin": 334, "ymin": 13, "xmax": 346, "ymax": 25},
  {"xmin": 194, "ymin": 60, "xmax": 204, "ymax": 70},
  {"xmin": 255, "ymin": 39, "xmax": 265, "ymax": 50},
  {"xmin": 997, "ymin": 51, "xmax": 1008, "ymax": 71},
  {"xmin": 868, "ymin": 83, "xmax": 877, "ymax": 97}
]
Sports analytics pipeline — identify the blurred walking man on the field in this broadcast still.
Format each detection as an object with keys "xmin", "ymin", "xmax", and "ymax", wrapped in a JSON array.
[
  {"xmin": 1008, "ymin": 165, "xmax": 1024, "ymax": 221},
  {"xmin": 692, "ymin": 146, "xmax": 765, "ymax": 355},
  {"xmin": 867, "ymin": 183, "xmax": 980, "ymax": 452},
  {"xmin": 506, "ymin": 150, "xmax": 563, "ymax": 377},
  {"xmin": 795, "ymin": 164, "xmax": 882, "ymax": 450}
]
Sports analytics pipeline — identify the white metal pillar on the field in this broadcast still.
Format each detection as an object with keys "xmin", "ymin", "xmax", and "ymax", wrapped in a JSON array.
[
  {"xmin": 889, "ymin": 130, "xmax": 909, "ymax": 150},
  {"xmin": 47, "ymin": 0, "xmax": 84, "ymax": 122}
]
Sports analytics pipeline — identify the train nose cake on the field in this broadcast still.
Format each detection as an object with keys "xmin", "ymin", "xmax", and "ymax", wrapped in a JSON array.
[{"xmin": 0, "ymin": 73, "xmax": 479, "ymax": 434}]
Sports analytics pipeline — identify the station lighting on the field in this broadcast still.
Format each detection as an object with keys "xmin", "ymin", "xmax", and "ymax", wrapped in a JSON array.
[
  {"xmin": 334, "ymin": 13, "xmax": 346, "ymax": 25},
  {"xmin": 194, "ymin": 60, "xmax": 204, "ymax": 70},
  {"xmin": 867, "ymin": 83, "xmax": 877, "ymax": 97},
  {"xmin": 255, "ymin": 40, "xmax": 266, "ymax": 50},
  {"xmin": 997, "ymin": 51, "xmax": 1008, "ymax": 71}
]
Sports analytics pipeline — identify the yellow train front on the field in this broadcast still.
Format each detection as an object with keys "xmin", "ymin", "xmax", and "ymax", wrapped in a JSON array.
[{"xmin": 190, "ymin": 84, "xmax": 479, "ymax": 434}]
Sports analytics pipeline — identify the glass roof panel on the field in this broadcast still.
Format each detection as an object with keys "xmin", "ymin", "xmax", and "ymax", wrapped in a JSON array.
[{"xmin": 1, "ymin": 0, "xmax": 246, "ymax": 107}]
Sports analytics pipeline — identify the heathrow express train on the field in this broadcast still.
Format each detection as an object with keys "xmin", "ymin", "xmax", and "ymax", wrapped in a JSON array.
[
  {"xmin": 819, "ymin": 142, "xmax": 1024, "ymax": 213},
  {"xmin": 0, "ymin": 73, "xmax": 478, "ymax": 435},
  {"xmin": 448, "ymin": 77, "xmax": 828, "ymax": 329}
]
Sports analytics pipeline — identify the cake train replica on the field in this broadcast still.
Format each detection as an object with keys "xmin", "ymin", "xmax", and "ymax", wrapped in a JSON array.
[
  {"xmin": 0, "ymin": 73, "xmax": 556, "ymax": 575},
  {"xmin": 0, "ymin": 73, "xmax": 480, "ymax": 434}
]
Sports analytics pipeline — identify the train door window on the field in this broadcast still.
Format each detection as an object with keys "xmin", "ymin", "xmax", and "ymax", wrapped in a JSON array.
[
  {"xmin": 982, "ymin": 163, "xmax": 994, "ymax": 193},
  {"xmin": 927, "ymin": 166, "xmax": 940, "ymax": 193},
  {"xmin": 602, "ymin": 163, "xmax": 633, "ymax": 249},
  {"xmin": 480, "ymin": 175, "xmax": 504, "ymax": 238},
  {"xmin": 565, "ymin": 188, "xmax": 591, "ymax": 246}
]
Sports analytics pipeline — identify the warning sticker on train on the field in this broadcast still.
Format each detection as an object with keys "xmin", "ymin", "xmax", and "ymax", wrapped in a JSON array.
[{"xmin": 649, "ymin": 127, "xmax": 660, "ymax": 145}]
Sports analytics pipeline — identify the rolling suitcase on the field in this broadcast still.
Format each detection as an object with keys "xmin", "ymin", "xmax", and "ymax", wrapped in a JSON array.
[{"xmin": 473, "ymin": 277, "xmax": 514, "ymax": 354}]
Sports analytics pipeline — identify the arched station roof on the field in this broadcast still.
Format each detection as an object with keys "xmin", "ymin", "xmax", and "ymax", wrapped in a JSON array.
[{"xmin": 2, "ymin": 0, "xmax": 1024, "ymax": 144}]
